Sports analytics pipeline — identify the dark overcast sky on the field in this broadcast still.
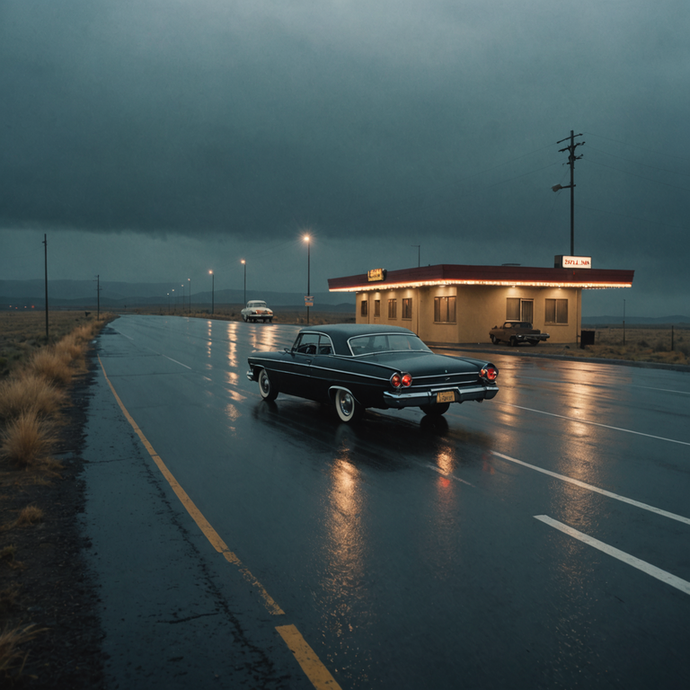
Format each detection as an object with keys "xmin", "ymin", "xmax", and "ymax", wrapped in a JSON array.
[{"xmin": 1, "ymin": 0, "xmax": 689, "ymax": 315}]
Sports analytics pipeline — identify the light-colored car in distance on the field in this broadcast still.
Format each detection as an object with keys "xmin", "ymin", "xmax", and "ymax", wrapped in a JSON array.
[{"xmin": 241, "ymin": 300, "xmax": 273, "ymax": 323}]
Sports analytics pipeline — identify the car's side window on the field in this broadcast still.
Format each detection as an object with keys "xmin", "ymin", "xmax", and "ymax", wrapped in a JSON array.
[
  {"xmin": 294, "ymin": 333, "xmax": 320, "ymax": 355},
  {"xmin": 317, "ymin": 336, "xmax": 333, "ymax": 355}
]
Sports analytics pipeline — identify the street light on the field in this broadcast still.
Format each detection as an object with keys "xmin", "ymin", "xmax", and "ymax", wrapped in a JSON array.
[
  {"xmin": 181, "ymin": 284, "xmax": 185, "ymax": 311},
  {"xmin": 241, "ymin": 259, "xmax": 246, "ymax": 306},
  {"xmin": 171, "ymin": 288, "xmax": 175, "ymax": 312},
  {"xmin": 209, "ymin": 270, "xmax": 214, "ymax": 315},
  {"xmin": 188, "ymin": 278, "xmax": 191, "ymax": 313},
  {"xmin": 303, "ymin": 234, "xmax": 311, "ymax": 325}
]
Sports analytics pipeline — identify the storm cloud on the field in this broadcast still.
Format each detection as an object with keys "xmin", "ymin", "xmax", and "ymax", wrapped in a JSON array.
[{"xmin": 1, "ymin": 0, "xmax": 689, "ymax": 313}]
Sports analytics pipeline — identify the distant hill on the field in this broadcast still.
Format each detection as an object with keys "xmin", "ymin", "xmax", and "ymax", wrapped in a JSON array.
[{"xmin": 0, "ymin": 279, "xmax": 355, "ymax": 310}]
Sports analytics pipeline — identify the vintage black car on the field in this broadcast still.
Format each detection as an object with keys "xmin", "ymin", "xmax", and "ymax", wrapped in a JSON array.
[
  {"xmin": 489, "ymin": 321, "xmax": 550, "ymax": 346},
  {"xmin": 247, "ymin": 324, "xmax": 499, "ymax": 423}
]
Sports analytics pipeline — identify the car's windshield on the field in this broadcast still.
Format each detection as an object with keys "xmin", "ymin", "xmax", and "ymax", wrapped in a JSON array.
[{"xmin": 348, "ymin": 333, "xmax": 431, "ymax": 356}]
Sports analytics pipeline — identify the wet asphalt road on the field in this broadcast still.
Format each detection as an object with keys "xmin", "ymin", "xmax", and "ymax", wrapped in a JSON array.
[{"xmin": 82, "ymin": 314, "xmax": 690, "ymax": 689}]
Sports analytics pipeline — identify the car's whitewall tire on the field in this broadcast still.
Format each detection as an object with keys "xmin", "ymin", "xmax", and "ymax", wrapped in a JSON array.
[{"xmin": 258, "ymin": 369, "xmax": 279, "ymax": 402}]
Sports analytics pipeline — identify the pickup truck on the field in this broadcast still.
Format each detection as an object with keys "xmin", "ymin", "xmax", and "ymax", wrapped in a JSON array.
[{"xmin": 489, "ymin": 321, "xmax": 550, "ymax": 346}]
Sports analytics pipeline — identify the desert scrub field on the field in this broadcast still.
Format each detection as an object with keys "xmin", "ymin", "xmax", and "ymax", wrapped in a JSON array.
[
  {"xmin": 572, "ymin": 325, "xmax": 690, "ymax": 366},
  {"xmin": 0, "ymin": 311, "xmax": 99, "ymax": 378}
]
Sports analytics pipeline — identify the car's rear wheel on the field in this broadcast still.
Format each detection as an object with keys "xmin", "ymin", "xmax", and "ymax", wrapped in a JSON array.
[
  {"xmin": 335, "ymin": 389, "xmax": 362, "ymax": 423},
  {"xmin": 258, "ymin": 368, "xmax": 279, "ymax": 401},
  {"xmin": 420, "ymin": 402, "xmax": 450, "ymax": 416},
  {"xmin": 510, "ymin": 337, "xmax": 518, "ymax": 347},
  {"xmin": 529, "ymin": 340, "xmax": 539, "ymax": 346}
]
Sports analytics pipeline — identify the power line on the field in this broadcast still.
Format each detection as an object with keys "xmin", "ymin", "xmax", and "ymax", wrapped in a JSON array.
[
  {"xmin": 586, "ymin": 158, "xmax": 690, "ymax": 193},
  {"xmin": 586, "ymin": 144, "xmax": 690, "ymax": 178},
  {"xmin": 584, "ymin": 132, "xmax": 690, "ymax": 162}
]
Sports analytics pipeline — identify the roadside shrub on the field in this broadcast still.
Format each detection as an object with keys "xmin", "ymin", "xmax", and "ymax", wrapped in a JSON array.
[
  {"xmin": 26, "ymin": 349, "xmax": 73, "ymax": 387},
  {"xmin": 0, "ymin": 624, "xmax": 43, "ymax": 680},
  {"xmin": 0, "ymin": 412, "xmax": 56, "ymax": 469},
  {"xmin": 16, "ymin": 505, "xmax": 44, "ymax": 526},
  {"xmin": 0, "ymin": 375, "xmax": 67, "ymax": 421}
]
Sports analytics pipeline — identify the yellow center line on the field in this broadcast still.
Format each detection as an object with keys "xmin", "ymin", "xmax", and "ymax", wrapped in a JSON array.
[
  {"xmin": 276, "ymin": 625, "xmax": 342, "ymax": 689},
  {"xmin": 97, "ymin": 355, "xmax": 283, "ymax": 615},
  {"xmin": 97, "ymin": 355, "xmax": 342, "ymax": 689}
]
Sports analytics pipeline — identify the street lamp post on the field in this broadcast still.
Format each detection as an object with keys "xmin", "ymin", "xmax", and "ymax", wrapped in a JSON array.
[
  {"xmin": 181, "ymin": 284, "xmax": 185, "ymax": 311},
  {"xmin": 188, "ymin": 278, "xmax": 191, "ymax": 313},
  {"xmin": 303, "ymin": 235, "xmax": 311, "ymax": 325},
  {"xmin": 241, "ymin": 260, "xmax": 246, "ymax": 306},
  {"xmin": 209, "ymin": 271, "xmax": 214, "ymax": 315}
]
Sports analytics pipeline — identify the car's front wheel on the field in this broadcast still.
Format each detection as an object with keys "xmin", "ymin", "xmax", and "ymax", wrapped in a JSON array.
[
  {"xmin": 420, "ymin": 402, "xmax": 450, "ymax": 416},
  {"xmin": 258, "ymin": 368, "xmax": 279, "ymax": 402},
  {"xmin": 490, "ymin": 335, "xmax": 498, "ymax": 344},
  {"xmin": 334, "ymin": 389, "xmax": 362, "ymax": 423}
]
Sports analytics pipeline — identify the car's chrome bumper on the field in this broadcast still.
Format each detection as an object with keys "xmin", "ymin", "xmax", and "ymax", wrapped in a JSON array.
[{"xmin": 382, "ymin": 384, "xmax": 499, "ymax": 408}]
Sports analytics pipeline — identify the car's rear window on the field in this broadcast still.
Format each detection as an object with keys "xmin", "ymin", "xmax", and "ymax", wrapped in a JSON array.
[{"xmin": 348, "ymin": 333, "xmax": 430, "ymax": 355}]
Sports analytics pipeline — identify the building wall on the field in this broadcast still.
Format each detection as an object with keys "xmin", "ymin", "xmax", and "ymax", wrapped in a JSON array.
[{"xmin": 356, "ymin": 285, "xmax": 581, "ymax": 344}]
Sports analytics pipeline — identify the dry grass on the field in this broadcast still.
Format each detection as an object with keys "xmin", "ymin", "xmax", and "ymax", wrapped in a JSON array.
[
  {"xmin": 0, "ymin": 311, "xmax": 98, "ymax": 378},
  {"xmin": 0, "ymin": 376, "xmax": 67, "ymax": 422},
  {"xmin": 0, "ymin": 412, "xmax": 57, "ymax": 470},
  {"xmin": 0, "ymin": 624, "xmax": 44, "ymax": 680},
  {"xmin": 0, "ymin": 313, "xmax": 114, "ymax": 472},
  {"xmin": 15, "ymin": 505, "xmax": 43, "ymax": 527},
  {"xmin": 574, "ymin": 325, "xmax": 690, "ymax": 366}
]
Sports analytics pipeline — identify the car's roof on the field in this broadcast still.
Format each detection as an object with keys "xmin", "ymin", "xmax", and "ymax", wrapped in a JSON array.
[
  {"xmin": 299, "ymin": 324, "xmax": 416, "ymax": 338},
  {"xmin": 296, "ymin": 324, "xmax": 419, "ymax": 355}
]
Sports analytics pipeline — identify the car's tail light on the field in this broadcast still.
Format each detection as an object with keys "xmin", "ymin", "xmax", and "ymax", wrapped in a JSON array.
[
  {"xmin": 401, "ymin": 373, "xmax": 413, "ymax": 387},
  {"xmin": 481, "ymin": 366, "xmax": 498, "ymax": 382},
  {"xmin": 391, "ymin": 373, "xmax": 402, "ymax": 388}
]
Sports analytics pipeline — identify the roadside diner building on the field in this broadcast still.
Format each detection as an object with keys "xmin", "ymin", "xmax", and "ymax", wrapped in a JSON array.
[{"xmin": 328, "ymin": 262, "xmax": 634, "ymax": 345}]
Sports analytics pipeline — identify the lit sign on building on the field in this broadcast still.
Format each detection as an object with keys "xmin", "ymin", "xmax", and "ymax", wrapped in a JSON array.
[
  {"xmin": 555, "ymin": 255, "xmax": 592, "ymax": 269},
  {"xmin": 368, "ymin": 268, "xmax": 387, "ymax": 282}
]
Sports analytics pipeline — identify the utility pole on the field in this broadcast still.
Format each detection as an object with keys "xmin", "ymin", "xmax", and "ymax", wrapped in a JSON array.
[
  {"xmin": 95, "ymin": 275, "xmax": 101, "ymax": 320},
  {"xmin": 553, "ymin": 130, "xmax": 585, "ymax": 255},
  {"xmin": 43, "ymin": 234, "xmax": 49, "ymax": 341}
]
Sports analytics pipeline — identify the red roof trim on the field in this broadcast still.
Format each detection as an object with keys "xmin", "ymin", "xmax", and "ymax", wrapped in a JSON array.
[{"xmin": 328, "ymin": 264, "xmax": 634, "ymax": 291}]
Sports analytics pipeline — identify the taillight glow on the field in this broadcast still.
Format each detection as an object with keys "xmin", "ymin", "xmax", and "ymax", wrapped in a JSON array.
[
  {"xmin": 481, "ymin": 366, "xmax": 498, "ymax": 382},
  {"xmin": 391, "ymin": 372, "xmax": 412, "ymax": 388}
]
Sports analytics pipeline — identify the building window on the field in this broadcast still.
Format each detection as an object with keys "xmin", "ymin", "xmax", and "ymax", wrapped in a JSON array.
[
  {"xmin": 506, "ymin": 298, "xmax": 520, "ymax": 320},
  {"xmin": 360, "ymin": 299, "xmax": 368, "ymax": 317},
  {"xmin": 545, "ymin": 298, "xmax": 568, "ymax": 324},
  {"xmin": 388, "ymin": 299, "xmax": 397, "ymax": 319},
  {"xmin": 507, "ymin": 298, "xmax": 534, "ymax": 323},
  {"xmin": 434, "ymin": 296, "xmax": 456, "ymax": 323},
  {"xmin": 402, "ymin": 298, "xmax": 412, "ymax": 319},
  {"xmin": 374, "ymin": 299, "xmax": 381, "ymax": 317}
]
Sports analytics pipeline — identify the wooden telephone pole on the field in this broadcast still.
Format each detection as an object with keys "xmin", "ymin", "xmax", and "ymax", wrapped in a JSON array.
[{"xmin": 553, "ymin": 131, "xmax": 585, "ymax": 255}]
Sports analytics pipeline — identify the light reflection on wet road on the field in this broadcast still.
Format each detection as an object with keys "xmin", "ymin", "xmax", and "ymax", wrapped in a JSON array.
[{"xmin": 87, "ymin": 315, "xmax": 690, "ymax": 689}]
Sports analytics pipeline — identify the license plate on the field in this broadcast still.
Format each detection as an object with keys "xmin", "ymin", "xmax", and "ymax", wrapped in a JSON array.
[{"xmin": 437, "ymin": 390, "xmax": 455, "ymax": 403}]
